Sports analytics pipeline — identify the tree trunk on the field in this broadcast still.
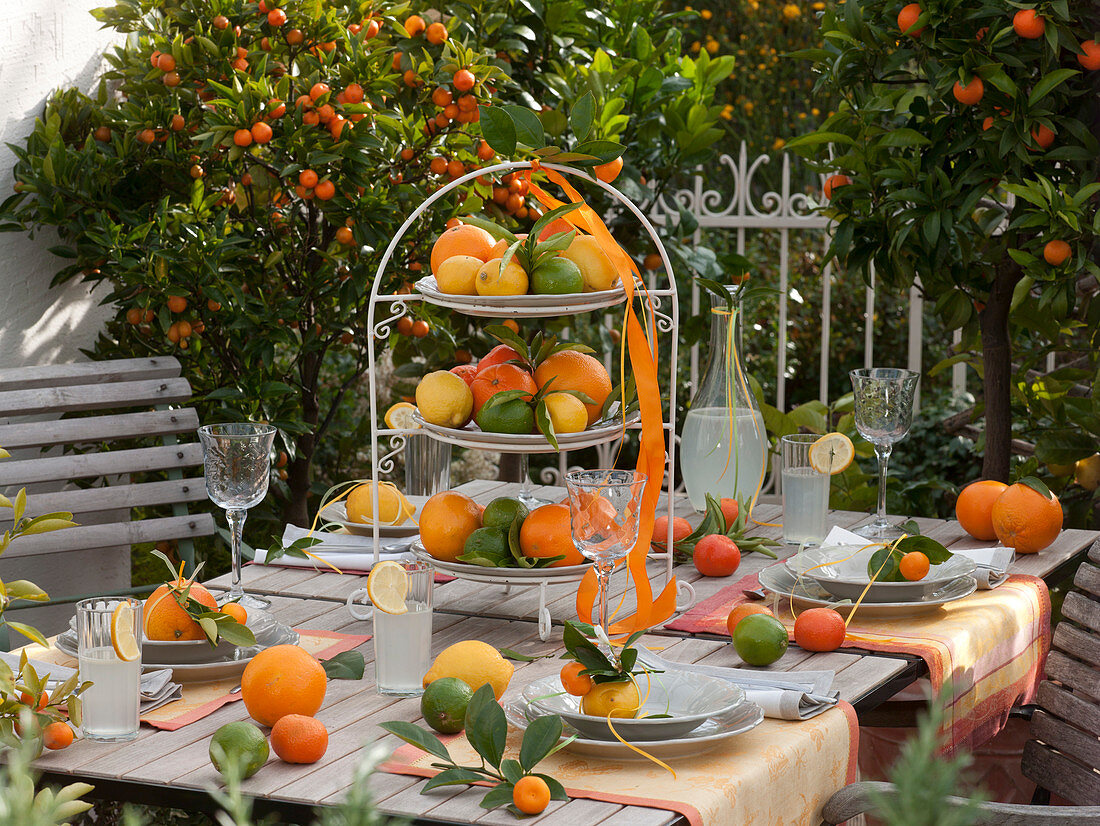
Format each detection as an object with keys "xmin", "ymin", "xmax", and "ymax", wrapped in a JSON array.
[{"xmin": 977, "ymin": 259, "xmax": 1024, "ymax": 482}]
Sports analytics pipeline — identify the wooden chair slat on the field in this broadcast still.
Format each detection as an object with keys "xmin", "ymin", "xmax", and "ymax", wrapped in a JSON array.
[
  {"xmin": 1035, "ymin": 681, "xmax": 1100, "ymax": 740},
  {"xmin": 1, "ymin": 514, "xmax": 216, "ymax": 558},
  {"xmin": 0, "ymin": 357, "xmax": 180, "ymax": 392},
  {"xmin": 0, "ymin": 408, "xmax": 200, "ymax": 450},
  {"xmin": 1061, "ymin": 591, "xmax": 1100, "ymax": 636},
  {"xmin": 1052, "ymin": 622, "xmax": 1100, "ymax": 669},
  {"xmin": 1078, "ymin": 560, "xmax": 1100, "ymax": 598},
  {"xmin": 1089, "ymin": 539, "xmax": 1100, "ymax": 566},
  {"xmin": 22, "ymin": 478, "xmax": 209, "ymax": 518},
  {"xmin": 1030, "ymin": 710, "xmax": 1100, "ymax": 781},
  {"xmin": 1043, "ymin": 651, "xmax": 1100, "ymax": 704},
  {"xmin": 1022, "ymin": 739, "xmax": 1100, "ymax": 807},
  {"xmin": 0, "ymin": 378, "xmax": 192, "ymax": 417},
  {"xmin": 0, "ymin": 444, "xmax": 204, "ymax": 487}
]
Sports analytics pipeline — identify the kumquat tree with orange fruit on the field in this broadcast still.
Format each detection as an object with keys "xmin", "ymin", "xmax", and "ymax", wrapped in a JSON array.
[
  {"xmin": 1, "ymin": 0, "xmax": 734, "ymax": 537},
  {"xmin": 789, "ymin": 0, "xmax": 1100, "ymax": 484}
]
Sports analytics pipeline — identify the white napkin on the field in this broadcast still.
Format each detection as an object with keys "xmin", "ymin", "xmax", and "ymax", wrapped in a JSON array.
[
  {"xmin": 636, "ymin": 648, "xmax": 838, "ymax": 721},
  {"xmin": 256, "ymin": 525, "xmax": 415, "ymax": 572}
]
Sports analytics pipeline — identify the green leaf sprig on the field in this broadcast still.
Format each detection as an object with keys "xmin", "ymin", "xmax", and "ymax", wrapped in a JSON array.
[
  {"xmin": 652, "ymin": 494, "xmax": 779, "ymax": 561},
  {"xmin": 560, "ymin": 621, "xmax": 658, "ymax": 685},
  {"xmin": 381, "ymin": 684, "xmax": 572, "ymax": 814},
  {"xmin": 149, "ymin": 550, "xmax": 256, "ymax": 648},
  {"xmin": 866, "ymin": 535, "xmax": 954, "ymax": 583},
  {"xmin": 0, "ymin": 652, "xmax": 91, "ymax": 747}
]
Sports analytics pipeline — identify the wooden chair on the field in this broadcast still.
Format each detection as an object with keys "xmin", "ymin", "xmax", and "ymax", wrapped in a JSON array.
[
  {"xmin": 0, "ymin": 357, "xmax": 215, "ymax": 638},
  {"xmin": 821, "ymin": 539, "xmax": 1100, "ymax": 825}
]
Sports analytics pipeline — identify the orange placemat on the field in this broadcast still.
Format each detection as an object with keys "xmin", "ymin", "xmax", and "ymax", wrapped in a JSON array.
[
  {"xmin": 668, "ymin": 571, "xmax": 1050, "ymax": 754},
  {"xmin": 381, "ymin": 702, "xmax": 859, "ymax": 826}
]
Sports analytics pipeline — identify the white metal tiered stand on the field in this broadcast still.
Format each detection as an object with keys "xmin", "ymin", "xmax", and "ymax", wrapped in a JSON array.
[{"xmin": 360, "ymin": 161, "xmax": 695, "ymax": 640}]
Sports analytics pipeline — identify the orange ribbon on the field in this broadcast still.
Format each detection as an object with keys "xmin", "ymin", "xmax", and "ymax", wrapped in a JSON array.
[{"xmin": 528, "ymin": 168, "xmax": 677, "ymax": 635}]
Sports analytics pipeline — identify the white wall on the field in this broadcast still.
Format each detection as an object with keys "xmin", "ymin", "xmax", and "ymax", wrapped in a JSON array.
[{"xmin": 0, "ymin": 2, "xmax": 120, "ymax": 369}]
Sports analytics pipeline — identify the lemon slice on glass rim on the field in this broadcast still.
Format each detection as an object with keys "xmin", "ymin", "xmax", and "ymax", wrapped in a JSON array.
[
  {"xmin": 367, "ymin": 561, "xmax": 409, "ymax": 615},
  {"xmin": 809, "ymin": 432, "xmax": 855, "ymax": 475},
  {"xmin": 384, "ymin": 402, "xmax": 418, "ymax": 430},
  {"xmin": 110, "ymin": 601, "xmax": 141, "ymax": 662}
]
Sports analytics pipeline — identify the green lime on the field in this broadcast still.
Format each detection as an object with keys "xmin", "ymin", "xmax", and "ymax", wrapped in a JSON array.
[
  {"xmin": 531, "ymin": 256, "xmax": 584, "ymax": 295},
  {"xmin": 483, "ymin": 497, "xmax": 530, "ymax": 529},
  {"xmin": 209, "ymin": 721, "xmax": 269, "ymax": 779},
  {"xmin": 476, "ymin": 394, "xmax": 535, "ymax": 434},
  {"xmin": 421, "ymin": 676, "xmax": 474, "ymax": 734},
  {"xmin": 462, "ymin": 527, "xmax": 510, "ymax": 561},
  {"xmin": 732, "ymin": 613, "xmax": 789, "ymax": 666}
]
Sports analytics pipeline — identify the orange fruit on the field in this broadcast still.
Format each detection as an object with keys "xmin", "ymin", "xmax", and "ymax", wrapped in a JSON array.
[
  {"xmin": 19, "ymin": 690, "xmax": 48, "ymax": 710},
  {"xmin": 653, "ymin": 515, "xmax": 692, "ymax": 544},
  {"xmin": 897, "ymin": 3, "xmax": 924, "ymax": 36},
  {"xmin": 1013, "ymin": 8, "xmax": 1044, "ymax": 39},
  {"xmin": 560, "ymin": 661, "xmax": 593, "ymax": 696},
  {"xmin": 726, "ymin": 603, "xmax": 774, "ymax": 639},
  {"xmin": 404, "ymin": 14, "xmax": 426, "ymax": 36},
  {"xmin": 899, "ymin": 551, "xmax": 930, "ymax": 581},
  {"xmin": 233, "ymin": 128, "xmax": 253, "ymax": 147},
  {"xmin": 470, "ymin": 363, "xmax": 537, "ymax": 415},
  {"xmin": 982, "ymin": 116, "xmax": 994, "ymax": 131},
  {"xmin": 693, "ymin": 534, "xmax": 741, "ymax": 577},
  {"xmin": 314, "ymin": 180, "xmax": 336, "ymax": 200},
  {"xmin": 719, "ymin": 498, "xmax": 739, "ymax": 527},
  {"xmin": 453, "ymin": 68, "xmax": 476, "ymax": 92},
  {"xmin": 251, "ymin": 121, "xmax": 273, "ymax": 144},
  {"xmin": 793, "ymin": 608, "xmax": 846, "ymax": 653},
  {"xmin": 143, "ymin": 581, "xmax": 218, "ymax": 641},
  {"xmin": 310, "ymin": 82, "xmax": 331, "ymax": 101},
  {"xmin": 43, "ymin": 721, "xmax": 75, "ymax": 750},
  {"xmin": 266, "ymin": 7, "xmax": 286, "ymax": 26},
  {"xmin": 955, "ymin": 479, "xmax": 1008, "ymax": 540},
  {"xmin": 451, "ymin": 364, "xmax": 478, "ymax": 386},
  {"xmin": 952, "ymin": 76, "xmax": 984, "ymax": 106},
  {"xmin": 270, "ymin": 714, "xmax": 328, "ymax": 763},
  {"xmin": 419, "ymin": 491, "xmax": 483, "ymax": 562},
  {"xmin": 1043, "ymin": 239, "xmax": 1071, "ymax": 266},
  {"xmin": 221, "ymin": 602, "xmax": 248, "ymax": 625},
  {"xmin": 476, "ymin": 344, "xmax": 523, "ymax": 374},
  {"xmin": 240, "ymin": 644, "xmax": 326, "ymax": 727},
  {"xmin": 1079, "ymin": 40, "xmax": 1100, "ymax": 71},
  {"xmin": 533, "ymin": 351, "xmax": 612, "ymax": 425},
  {"xmin": 991, "ymin": 482, "xmax": 1063, "ymax": 553},
  {"xmin": 823, "ymin": 174, "xmax": 850, "ymax": 199},
  {"xmin": 513, "ymin": 775, "xmax": 551, "ymax": 815},
  {"xmin": 519, "ymin": 503, "xmax": 585, "ymax": 567},
  {"xmin": 426, "ymin": 22, "xmax": 448, "ymax": 44},
  {"xmin": 430, "ymin": 225, "xmax": 495, "ymax": 274},
  {"xmin": 1031, "ymin": 124, "xmax": 1055, "ymax": 150},
  {"xmin": 593, "ymin": 156, "xmax": 623, "ymax": 182},
  {"xmin": 643, "ymin": 252, "xmax": 662, "ymax": 271},
  {"xmin": 299, "ymin": 169, "xmax": 319, "ymax": 188}
]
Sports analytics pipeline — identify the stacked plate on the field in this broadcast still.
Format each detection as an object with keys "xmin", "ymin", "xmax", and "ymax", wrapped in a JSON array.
[
  {"xmin": 57, "ymin": 609, "xmax": 299, "ymax": 683},
  {"xmin": 414, "ymin": 276, "xmax": 627, "ymax": 318},
  {"xmin": 508, "ymin": 671, "xmax": 763, "ymax": 760}
]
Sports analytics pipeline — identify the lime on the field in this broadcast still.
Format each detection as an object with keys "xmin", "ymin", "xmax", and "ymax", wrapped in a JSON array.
[
  {"xmin": 732, "ymin": 613, "xmax": 789, "ymax": 666},
  {"xmin": 531, "ymin": 256, "xmax": 584, "ymax": 295},
  {"xmin": 482, "ymin": 497, "xmax": 530, "ymax": 529},
  {"xmin": 476, "ymin": 395, "xmax": 535, "ymax": 434},
  {"xmin": 421, "ymin": 677, "xmax": 474, "ymax": 734},
  {"xmin": 462, "ymin": 527, "xmax": 510, "ymax": 562},
  {"xmin": 209, "ymin": 721, "xmax": 270, "ymax": 779}
]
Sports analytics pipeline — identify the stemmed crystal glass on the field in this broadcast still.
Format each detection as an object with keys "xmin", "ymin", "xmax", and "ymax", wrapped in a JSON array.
[
  {"xmin": 198, "ymin": 423, "xmax": 277, "ymax": 609},
  {"xmin": 565, "ymin": 470, "xmax": 646, "ymax": 661},
  {"xmin": 517, "ymin": 454, "xmax": 551, "ymax": 508},
  {"xmin": 849, "ymin": 368, "xmax": 920, "ymax": 540}
]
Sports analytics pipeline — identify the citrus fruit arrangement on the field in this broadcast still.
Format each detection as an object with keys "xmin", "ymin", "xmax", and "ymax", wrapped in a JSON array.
[
  {"xmin": 142, "ymin": 551, "xmax": 255, "ymax": 646},
  {"xmin": 425, "ymin": 204, "xmax": 622, "ymax": 297},
  {"xmin": 414, "ymin": 326, "xmax": 626, "ymax": 449},
  {"xmin": 558, "ymin": 621, "xmax": 651, "ymax": 718},
  {"xmin": 417, "ymin": 491, "xmax": 586, "ymax": 569},
  {"xmin": 651, "ymin": 493, "xmax": 779, "ymax": 577},
  {"xmin": 955, "ymin": 476, "xmax": 1063, "ymax": 553}
]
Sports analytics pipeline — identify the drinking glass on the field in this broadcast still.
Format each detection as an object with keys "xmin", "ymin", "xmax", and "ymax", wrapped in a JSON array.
[
  {"xmin": 565, "ymin": 470, "xmax": 646, "ymax": 660},
  {"xmin": 781, "ymin": 434, "xmax": 829, "ymax": 545},
  {"xmin": 372, "ymin": 561, "xmax": 433, "ymax": 696},
  {"xmin": 849, "ymin": 368, "xmax": 920, "ymax": 540},
  {"xmin": 77, "ymin": 597, "xmax": 142, "ymax": 742},
  {"xmin": 198, "ymin": 422, "xmax": 277, "ymax": 609}
]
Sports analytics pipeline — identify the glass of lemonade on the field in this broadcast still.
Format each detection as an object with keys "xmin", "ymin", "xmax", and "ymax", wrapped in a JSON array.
[
  {"xmin": 781, "ymin": 434, "xmax": 830, "ymax": 545},
  {"xmin": 373, "ymin": 561, "xmax": 433, "ymax": 696},
  {"xmin": 76, "ymin": 597, "xmax": 142, "ymax": 742}
]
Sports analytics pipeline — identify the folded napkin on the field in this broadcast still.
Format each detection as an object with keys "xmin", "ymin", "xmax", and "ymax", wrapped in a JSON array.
[
  {"xmin": 0, "ymin": 652, "xmax": 183, "ymax": 715},
  {"xmin": 636, "ymin": 648, "xmax": 838, "ymax": 721},
  {"xmin": 256, "ymin": 525, "xmax": 415, "ymax": 571}
]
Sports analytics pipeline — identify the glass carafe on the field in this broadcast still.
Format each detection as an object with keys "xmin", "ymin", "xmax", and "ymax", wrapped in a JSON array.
[{"xmin": 679, "ymin": 288, "xmax": 767, "ymax": 511}]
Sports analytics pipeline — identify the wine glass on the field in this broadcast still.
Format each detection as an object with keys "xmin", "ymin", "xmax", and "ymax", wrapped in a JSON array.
[
  {"xmin": 198, "ymin": 423, "xmax": 278, "ymax": 609},
  {"xmin": 565, "ymin": 470, "xmax": 646, "ymax": 660},
  {"xmin": 849, "ymin": 368, "xmax": 920, "ymax": 540}
]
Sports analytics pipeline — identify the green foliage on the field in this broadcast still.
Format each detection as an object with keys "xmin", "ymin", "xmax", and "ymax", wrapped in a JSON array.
[{"xmin": 0, "ymin": 727, "xmax": 94, "ymax": 826}]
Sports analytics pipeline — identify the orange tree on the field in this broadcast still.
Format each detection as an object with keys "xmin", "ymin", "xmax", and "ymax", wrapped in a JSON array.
[
  {"xmin": 1, "ymin": 0, "xmax": 730, "ymax": 532},
  {"xmin": 788, "ymin": 0, "xmax": 1100, "ymax": 481}
]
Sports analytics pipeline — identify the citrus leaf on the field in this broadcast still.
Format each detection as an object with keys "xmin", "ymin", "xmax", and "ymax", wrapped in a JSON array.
[
  {"xmin": 321, "ymin": 650, "xmax": 364, "ymax": 680},
  {"xmin": 422, "ymin": 767, "xmax": 485, "ymax": 792},
  {"xmin": 465, "ymin": 684, "xmax": 507, "ymax": 768},
  {"xmin": 379, "ymin": 721, "xmax": 452, "ymax": 763},
  {"xmin": 519, "ymin": 714, "xmax": 563, "ymax": 771},
  {"xmin": 1019, "ymin": 475, "xmax": 1053, "ymax": 499},
  {"xmin": 478, "ymin": 782, "xmax": 515, "ymax": 810},
  {"xmin": 480, "ymin": 106, "xmax": 516, "ymax": 156},
  {"xmin": 894, "ymin": 535, "xmax": 953, "ymax": 565}
]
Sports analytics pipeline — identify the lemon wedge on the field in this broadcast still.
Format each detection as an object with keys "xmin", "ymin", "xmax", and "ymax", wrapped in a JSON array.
[
  {"xmin": 384, "ymin": 402, "xmax": 418, "ymax": 430},
  {"xmin": 110, "ymin": 602, "xmax": 141, "ymax": 662},
  {"xmin": 809, "ymin": 432, "xmax": 855, "ymax": 475},
  {"xmin": 367, "ymin": 561, "xmax": 409, "ymax": 615}
]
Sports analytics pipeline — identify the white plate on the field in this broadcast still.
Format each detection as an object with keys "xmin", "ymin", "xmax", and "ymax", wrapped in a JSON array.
[
  {"xmin": 505, "ymin": 697, "xmax": 764, "ymax": 761},
  {"xmin": 785, "ymin": 545, "xmax": 976, "ymax": 602},
  {"xmin": 412, "ymin": 411, "xmax": 637, "ymax": 455},
  {"xmin": 759, "ymin": 563, "xmax": 977, "ymax": 616},
  {"xmin": 318, "ymin": 496, "xmax": 427, "ymax": 538},
  {"xmin": 522, "ymin": 672, "xmax": 745, "ymax": 741},
  {"xmin": 414, "ymin": 276, "xmax": 627, "ymax": 318},
  {"xmin": 412, "ymin": 544, "xmax": 591, "ymax": 579}
]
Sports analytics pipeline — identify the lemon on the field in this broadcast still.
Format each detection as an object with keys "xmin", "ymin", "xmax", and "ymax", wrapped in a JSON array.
[
  {"xmin": 367, "ymin": 560, "xmax": 408, "ymax": 615},
  {"xmin": 475, "ymin": 257, "xmax": 528, "ymax": 296},
  {"xmin": 384, "ymin": 402, "xmax": 418, "ymax": 430},
  {"xmin": 561, "ymin": 235, "xmax": 619, "ymax": 292},
  {"xmin": 416, "ymin": 371, "xmax": 474, "ymax": 428},
  {"xmin": 422, "ymin": 640, "xmax": 514, "ymax": 699},
  {"xmin": 1075, "ymin": 454, "xmax": 1100, "ymax": 492},
  {"xmin": 808, "ymin": 432, "xmax": 855, "ymax": 475},
  {"xmin": 209, "ymin": 721, "xmax": 269, "ymax": 779},
  {"xmin": 421, "ymin": 677, "xmax": 473, "ymax": 734},
  {"xmin": 543, "ymin": 392, "xmax": 588, "ymax": 434},
  {"xmin": 346, "ymin": 482, "xmax": 414, "ymax": 526},
  {"xmin": 435, "ymin": 255, "xmax": 483, "ymax": 295},
  {"xmin": 110, "ymin": 602, "xmax": 140, "ymax": 662},
  {"xmin": 580, "ymin": 680, "xmax": 640, "ymax": 718}
]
